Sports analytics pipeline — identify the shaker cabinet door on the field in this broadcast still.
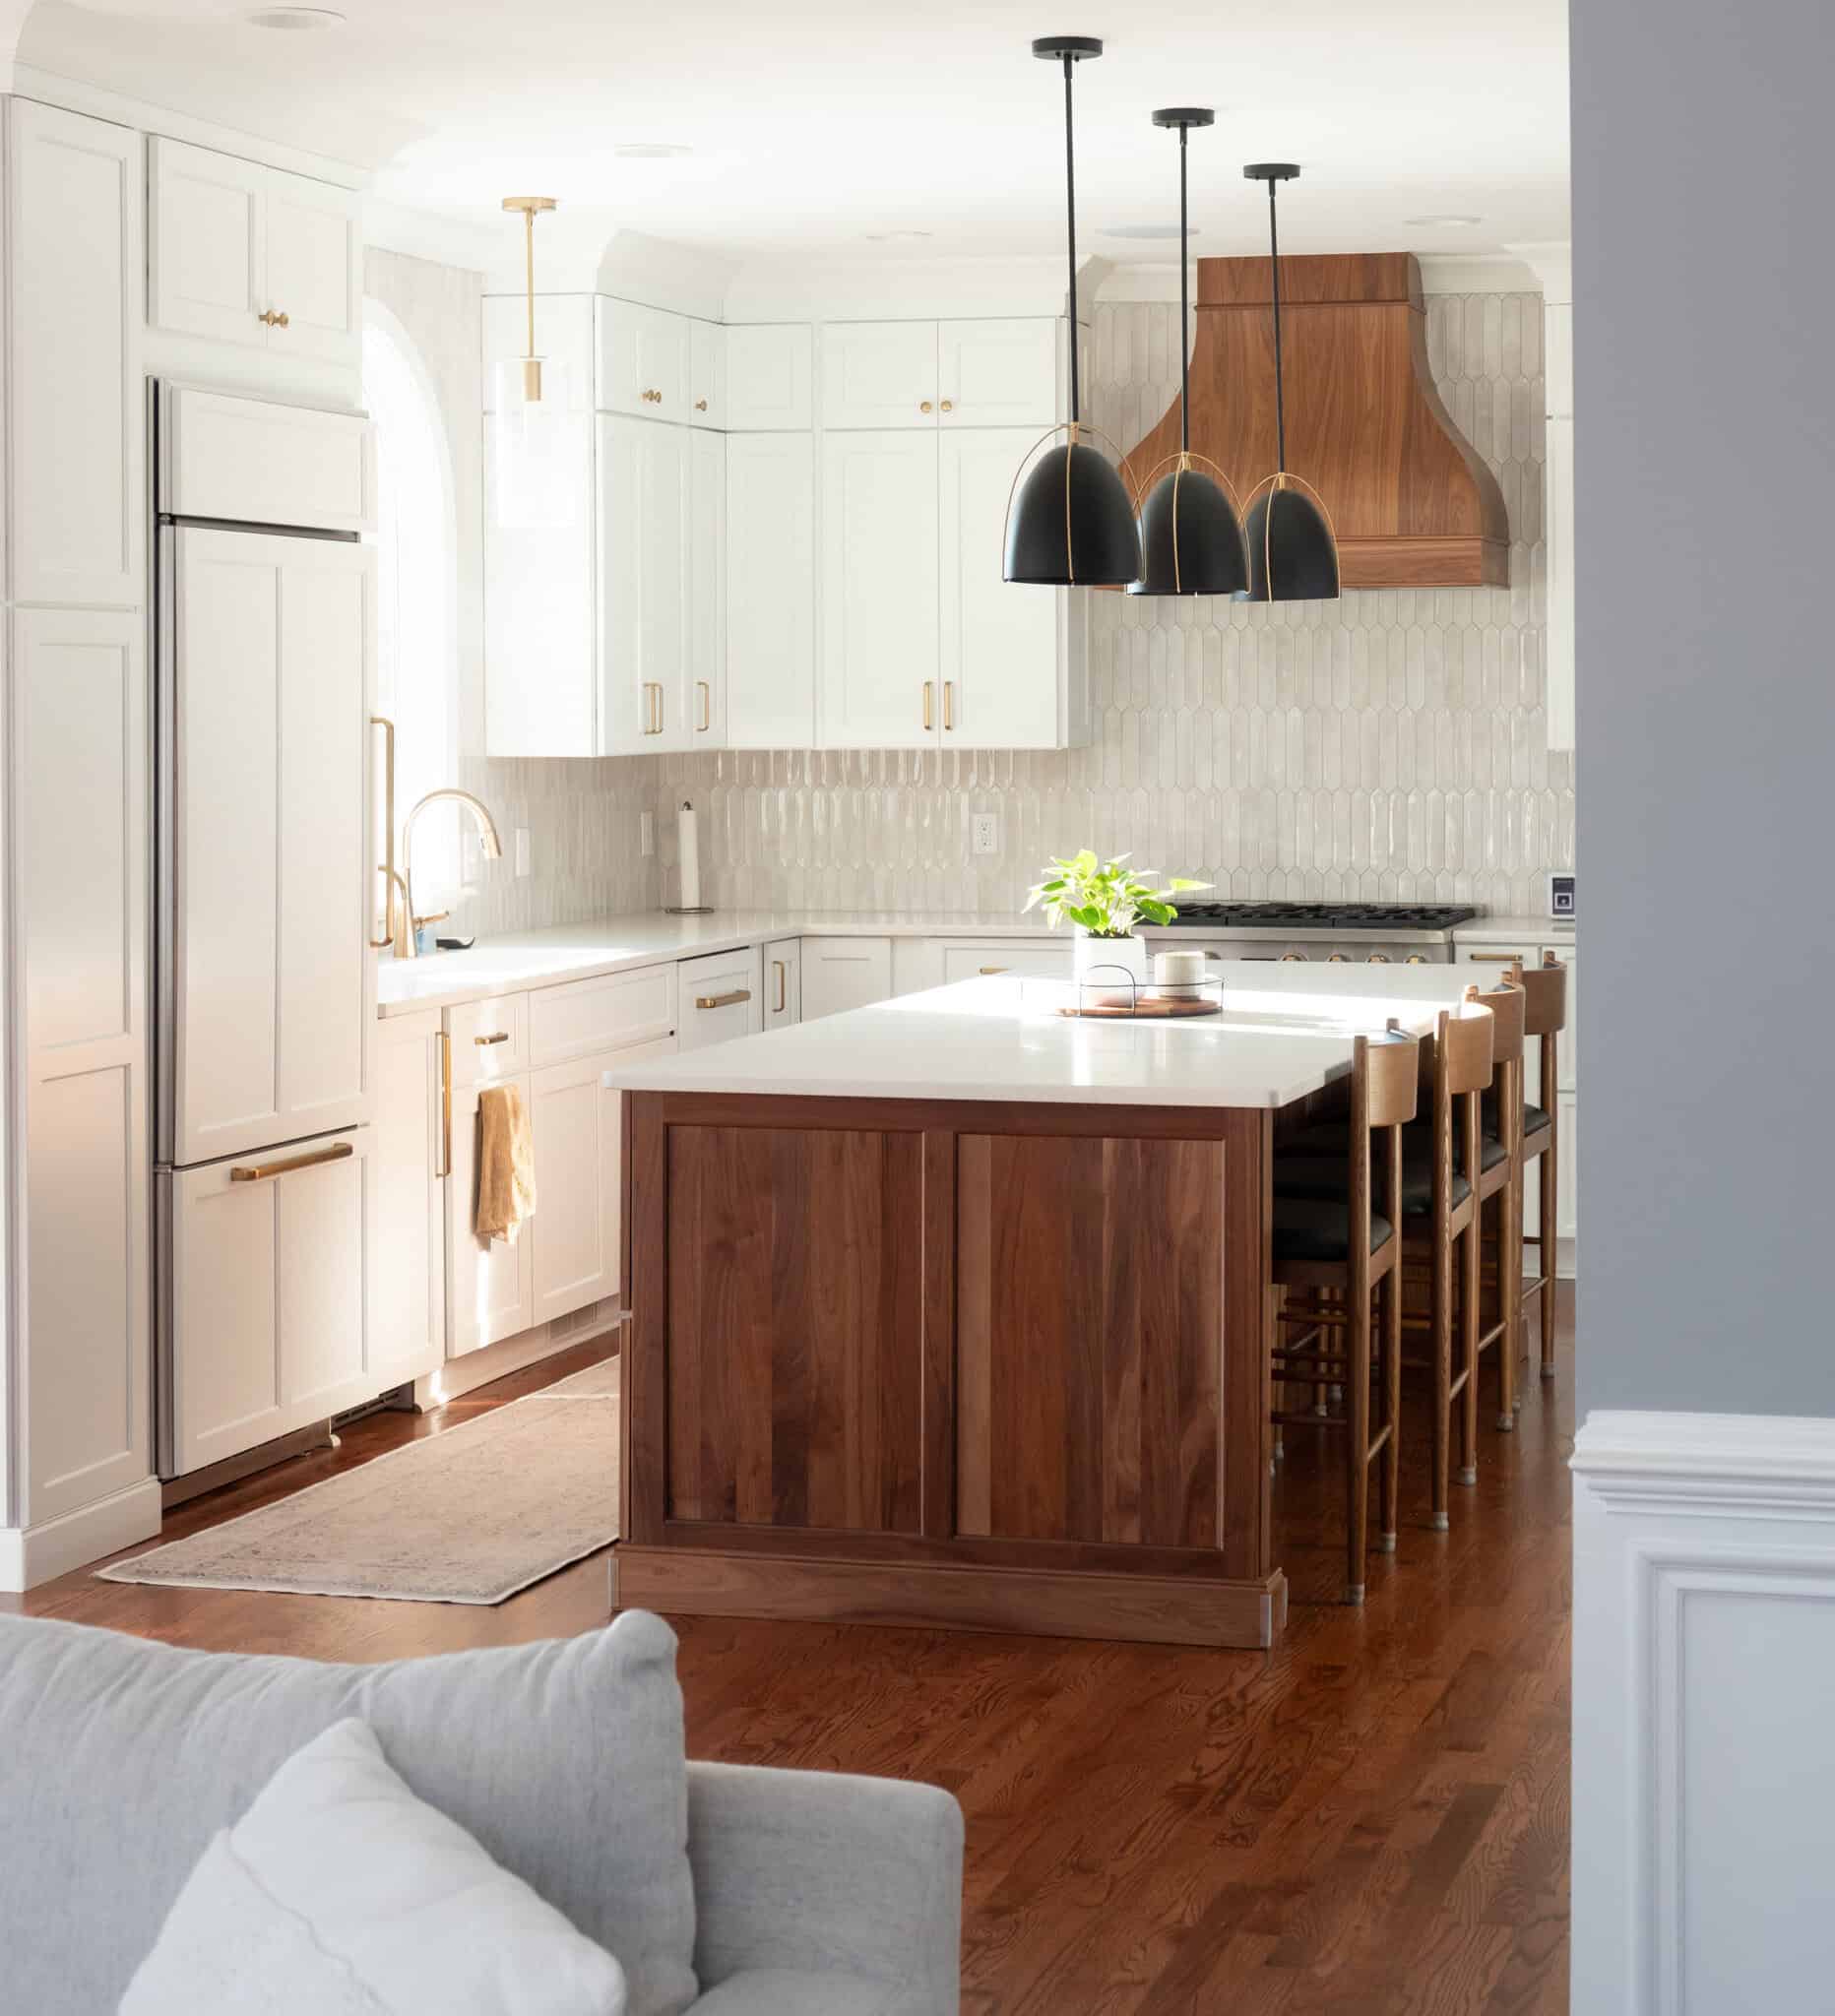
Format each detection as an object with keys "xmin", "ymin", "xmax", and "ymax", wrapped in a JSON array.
[
  {"xmin": 263, "ymin": 167, "xmax": 362, "ymax": 367},
  {"xmin": 446, "ymin": 1077, "xmax": 537, "ymax": 1357}
]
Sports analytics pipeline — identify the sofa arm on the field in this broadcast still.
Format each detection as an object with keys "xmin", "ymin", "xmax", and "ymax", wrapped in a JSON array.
[{"xmin": 685, "ymin": 1760, "xmax": 964, "ymax": 2015}]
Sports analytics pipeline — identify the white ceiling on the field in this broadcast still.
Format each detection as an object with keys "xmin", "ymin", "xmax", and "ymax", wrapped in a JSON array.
[{"xmin": 21, "ymin": 0, "xmax": 1570, "ymax": 266}]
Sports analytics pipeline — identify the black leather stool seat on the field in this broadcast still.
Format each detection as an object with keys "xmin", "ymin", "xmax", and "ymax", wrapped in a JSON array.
[{"xmin": 1272, "ymin": 1194, "xmax": 1395, "ymax": 1264}]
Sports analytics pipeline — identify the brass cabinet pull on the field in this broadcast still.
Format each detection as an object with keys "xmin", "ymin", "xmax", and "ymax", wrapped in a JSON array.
[
  {"xmin": 980, "ymin": 965, "xmax": 1009, "ymax": 976},
  {"xmin": 772, "ymin": 961, "xmax": 788, "ymax": 1014},
  {"xmin": 697, "ymin": 679, "xmax": 711, "ymax": 731},
  {"xmin": 694, "ymin": 398, "xmax": 709, "ymax": 412},
  {"xmin": 230, "ymin": 1140, "xmax": 353, "ymax": 1184},
  {"xmin": 641, "ymin": 681, "xmax": 664, "ymax": 734},
  {"xmin": 919, "ymin": 400, "xmax": 933, "ymax": 413},
  {"xmin": 475, "ymin": 1031, "xmax": 511, "ymax": 1046},
  {"xmin": 695, "ymin": 988, "xmax": 752, "ymax": 1010},
  {"xmin": 922, "ymin": 681, "xmax": 934, "ymax": 730},
  {"xmin": 368, "ymin": 715, "xmax": 396, "ymax": 949},
  {"xmin": 1468, "ymin": 951, "xmax": 1525, "ymax": 964},
  {"xmin": 437, "ymin": 1032, "xmax": 452, "ymax": 1178},
  {"xmin": 943, "ymin": 680, "xmax": 955, "ymax": 730},
  {"xmin": 259, "ymin": 308, "xmax": 289, "ymax": 329}
]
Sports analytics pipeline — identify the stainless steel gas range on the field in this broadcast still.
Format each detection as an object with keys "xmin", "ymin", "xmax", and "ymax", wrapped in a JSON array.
[{"xmin": 1140, "ymin": 902, "xmax": 1479, "ymax": 965}]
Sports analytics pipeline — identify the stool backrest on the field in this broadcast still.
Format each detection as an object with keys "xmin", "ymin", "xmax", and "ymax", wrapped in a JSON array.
[
  {"xmin": 1464, "ymin": 980, "xmax": 1525, "ymax": 1064},
  {"xmin": 1508, "ymin": 956, "xmax": 1567, "ymax": 1038},
  {"xmin": 1363, "ymin": 1024, "xmax": 1422, "ymax": 1130},
  {"xmin": 1441, "ymin": 999, "xmax": 1495, "ymax": 1096}
]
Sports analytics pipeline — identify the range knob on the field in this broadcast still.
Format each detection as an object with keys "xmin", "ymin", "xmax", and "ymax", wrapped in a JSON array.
[
  {"xmin": 1328, "ymin": 953, "xmax": 1350, "ymax": 963},
  {"xmin": 1366, "ymin": 952, "xmax": 1391, "ymax": 963},
  {"xmin": 1280, "ymin": 952, "xmax": 1308, "ymax": 963},
  {"xmin": 1406, "ymin": 954, "xmax": 1427, "ymax": 965}
]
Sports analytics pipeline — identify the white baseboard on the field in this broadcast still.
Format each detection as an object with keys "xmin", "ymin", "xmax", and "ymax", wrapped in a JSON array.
[
  {"xmin": 1571, "ymin": 1411, "xmax": 1835, "ymax": 2014},
  {"xmin": 0, "ymin": 1478, "xmax": 163, "ymax": 1592}
]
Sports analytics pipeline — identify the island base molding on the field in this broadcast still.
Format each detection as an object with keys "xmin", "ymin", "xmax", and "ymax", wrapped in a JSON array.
[
  {"xmin": 613, "ymin": 1546, "xmax": 1288, "ymax": 1650},
  {"xmin": 1570, "ymin": 1409, "xmax": 1835, "ymax": 2015}
]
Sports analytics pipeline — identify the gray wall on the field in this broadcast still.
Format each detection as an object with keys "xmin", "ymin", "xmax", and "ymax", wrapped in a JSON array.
[{"xmin": 1574, "ymin": 0, "xmax": 1835, "ymax": 1417}]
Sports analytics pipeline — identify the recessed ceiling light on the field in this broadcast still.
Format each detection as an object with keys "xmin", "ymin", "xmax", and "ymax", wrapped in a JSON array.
[
  {"xmin": 613, "ymin": 143, "xmax": 693, "ymax": 160},
  {"xmin": 1101, "ymin": 222, "xmax": 1202, "ymax": 241},
  {"xmin": 1405, "ymin": 214, "xmax": 1484, "ymax": 227},
  {"xmin": 863, "ymin": 228, "xmax": 933, "ymax": 242},
  {"xmin": 245, "ymin": 6, "xmax": 346, "ymax": 27}
]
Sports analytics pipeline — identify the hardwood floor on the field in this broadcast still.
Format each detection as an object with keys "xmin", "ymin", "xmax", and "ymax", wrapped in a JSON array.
[{"xmin": 9, "ymin": 1291, "xmax": 1574, "ymax": 2014}]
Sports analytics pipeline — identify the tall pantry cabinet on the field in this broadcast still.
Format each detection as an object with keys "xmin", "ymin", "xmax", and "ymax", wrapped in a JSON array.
[{"xmin": 0, "ymin": 97, "xmax": 159, "ymax": 1586}]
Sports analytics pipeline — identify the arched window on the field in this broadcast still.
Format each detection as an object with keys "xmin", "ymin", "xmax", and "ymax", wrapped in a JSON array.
[{"xmin": 363, "ymin": 301, "xmax": 462, "ymax": 914}]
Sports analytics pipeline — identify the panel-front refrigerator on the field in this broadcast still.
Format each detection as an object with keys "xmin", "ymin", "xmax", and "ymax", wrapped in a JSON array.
[{"xmin": 153, "ymin": 382, "xmax": 383, "ymax": 1480}]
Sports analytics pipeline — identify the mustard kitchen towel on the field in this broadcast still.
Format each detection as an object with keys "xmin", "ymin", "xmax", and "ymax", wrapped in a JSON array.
[{"xmin": 475, "ymin": 1081, "xmax": 537, "ymax": 1244}]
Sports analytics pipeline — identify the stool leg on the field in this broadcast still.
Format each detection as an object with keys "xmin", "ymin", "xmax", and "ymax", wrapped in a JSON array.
[
  {"xmin": 1458, "ymin": 1208, "xmax": 1479, "ymax": 1487},
  {"xmin": 1379, "ymin": 1266, "xmax": 1401, "ymax": 1554},
  {"xmin": 1347, "ymin": 1286, "xmax": 1371, "ymax": 1605},
  {"xmin": 1430, "ymin": 1208, "xmax": 1452, "ymax": 1531},
  {"xmin": 1496, "ymin": 1181, "xmax": 1519, "ymax": 1431},
  {"xmin": 1540, "ymin": 1136, "xmax": 1559, "ymax": 1381}
]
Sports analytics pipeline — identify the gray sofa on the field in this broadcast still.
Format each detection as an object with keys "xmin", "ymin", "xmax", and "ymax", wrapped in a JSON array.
[{"xmin": 0, "ymin": 1609, "xmax": 963, "ymax": 2016}]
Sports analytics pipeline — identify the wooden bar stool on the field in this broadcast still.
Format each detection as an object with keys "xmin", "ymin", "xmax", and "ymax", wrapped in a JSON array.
[
  {"xmin": 1507, "ymin": 954, "xmax": 1568, "ymax": 1386},
  {"xmin": 1468, "ymin": 977, "xmax": 1526, "ymax": 1435},
  {"xmin": 1270, "ymin": 1026, "xmax": 1421, "ymax": 1605}
]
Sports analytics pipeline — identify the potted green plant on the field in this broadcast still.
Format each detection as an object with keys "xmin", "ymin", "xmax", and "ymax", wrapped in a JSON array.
[{"xmin": 1024, "ymin": 851, "xmax": 1210, "ymax": 1003}]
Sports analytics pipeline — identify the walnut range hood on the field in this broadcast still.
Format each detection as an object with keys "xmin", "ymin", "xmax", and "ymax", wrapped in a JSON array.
[{"xmin": 1122, "ymin": 253, "xmax": 1510, "ymax": 589}]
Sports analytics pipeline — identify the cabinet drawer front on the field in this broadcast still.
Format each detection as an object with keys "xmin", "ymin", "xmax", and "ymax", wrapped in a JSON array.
[
  {"xmin": 677, "ymin": 947, "xmax": 763, "ymax": 1050},
  {"xmin": 799, "ymin": 937, "xmax": 894, "ymax": 1020},
  {"xmin": 446, "ymin": 994, "xmax": 530, "ymax": 1085},
  {"xmin": 530, "ymin": 965, "xmax": 677, "ymax": 1067},
  {"xmin": 163, "ymin": 386, "xmax": 375, "ymax": 533},
  {"xmin": 939, "ymin": 940, "xmax": 1075, "ymax": 984}
]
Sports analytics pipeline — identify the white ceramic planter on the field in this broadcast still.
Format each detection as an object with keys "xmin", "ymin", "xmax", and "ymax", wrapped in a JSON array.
[{"xmin": 1072, "ymin": 932, "xmax": 1149, "ymax": 1007}]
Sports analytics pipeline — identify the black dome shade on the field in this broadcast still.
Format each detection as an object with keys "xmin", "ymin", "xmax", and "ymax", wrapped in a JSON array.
[
  {"xmin": 1129, "ymin": 463, "xmax": 1247, "ymax": 597},
  {"xmin": 1004, "ymin": 439, "xmax": 1143, "ymax": 587},
  {"xmin": 1240, "ymin": 482, "xmax": 1341, "ymax": 602}
]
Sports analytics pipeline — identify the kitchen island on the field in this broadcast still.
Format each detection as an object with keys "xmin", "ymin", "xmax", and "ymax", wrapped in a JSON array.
[{"xmin": 611, "ymin": 964, "xmax": 1485, "ymax": 1648}]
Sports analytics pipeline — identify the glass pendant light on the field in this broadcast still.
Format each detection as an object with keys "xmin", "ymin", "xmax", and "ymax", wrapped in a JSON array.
[
  {"xmin": 1004, "ymin": 35, "xmax": 1142, "ymax": 588},
  {"xmin": 1237, "ymin": 164, "xmax": 1341, "ymax": 602},
  {"xmin": 491, "ymin": 196, "xmax": 575, "ymax": 530},
  {"xmin": 1128, "ymin": 108, "xmax": 1248, "ymax": 598}
]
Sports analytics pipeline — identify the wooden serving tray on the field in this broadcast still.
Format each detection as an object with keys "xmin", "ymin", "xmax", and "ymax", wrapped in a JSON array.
[{"xmin": 1055, "ymin": 995, "xmax": 1223, "ymax": 1020}]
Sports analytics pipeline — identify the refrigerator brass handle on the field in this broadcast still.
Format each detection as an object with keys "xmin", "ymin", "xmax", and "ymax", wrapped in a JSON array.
[
  {"xmin": 475, "ymin": 1031, "xmax": 511, "ymax": 1046},
  {"xmin": 772, "ymin": 961, "xmax": 787, "ymax": 1014},
  {"xmin": 697, "ymin": 680, "xmax": 711, "ymax": 731},
  {"xmin": 230, "ymin": 1140, "xmax": 353, "ymax": 1183},
  {"xmin": 922, "ymin": 681, "xmax": 933, "ymax": 730},
  {"xmin": 695, "ymin": 989, "xmax": 751, "ymax": 1010},
  {"xmin": 368, "ymin": 715, "xmax": 396, "ymax": 949},
  {"xmin": 1467, "ymin": 952, "xmax": 1525, "ymax": 964},
  {"xmin": 437, "ymin": 1032, "xmax": 452, "ymax": 1178},
  {"xmin": 943, "ymin": 681, "xmax": 955, "ymax": 730}
]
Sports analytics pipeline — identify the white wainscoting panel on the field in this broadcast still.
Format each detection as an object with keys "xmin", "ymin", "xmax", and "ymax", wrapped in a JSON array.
[{"xmin": 1571, "ymin": 1412, "xmax": 1835, "ymax": 2014}]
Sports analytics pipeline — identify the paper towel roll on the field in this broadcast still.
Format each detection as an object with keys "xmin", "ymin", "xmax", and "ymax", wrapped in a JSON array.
[{"xmin": 677, "ymin": 801, "xmax": 701, "ymax": 911}]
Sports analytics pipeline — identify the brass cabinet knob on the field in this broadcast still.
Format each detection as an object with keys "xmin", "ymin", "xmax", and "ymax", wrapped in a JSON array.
[
  {"xmin": 940, "ymin": 399, "xmax": 954, "ymax": 412},
  {"xmin": 642, "ymin": 388, "xmax": 663, "ymax": 404},
  {"xmin": 694, "ymin": 398, "xmax": 709, "ymax": 411},
  {"xmin": 259, "ymin": 308, "xmax": 289, "ymax": 329},
  {"xmin": 919, "ymin": 400, "xmax": 933, "ymax": 413}
]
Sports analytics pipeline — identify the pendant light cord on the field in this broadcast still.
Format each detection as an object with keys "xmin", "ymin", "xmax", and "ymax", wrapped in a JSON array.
[
  {"xmin": 1267, "ymin": 175, "xmax": 1287, "ymax": 473},
  {"xmin": 1178, "ymin": 126, "xmax": 1191, "ymax": 454},
  {"xmin": 1062, "ymin": 53, "xmax": 1081, "ymax": 425}
]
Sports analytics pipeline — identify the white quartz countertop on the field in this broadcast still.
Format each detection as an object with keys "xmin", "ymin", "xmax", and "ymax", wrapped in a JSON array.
[
  {"xmin": 607, "ymin": 963, "xmax": 1485, "ymax": 1111},
  {"xmin": 375, "ymin": 910, "xmax": 1051, "ymax": 1017},
  {"xmin": 1452, "ymin": 915, "xmax": 1576, "ymax": 945}
]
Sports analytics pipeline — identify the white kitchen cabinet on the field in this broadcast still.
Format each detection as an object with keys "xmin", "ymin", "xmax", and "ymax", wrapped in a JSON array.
[
  {"xmin": 938, "ymin": 319, "xmax": 1059, "ymax": 426},
  {"xmin": 821, "ymin": 320, "xmax": 940, "ymax": 428},
  {"xmin": 446, "ymin": 1075, "xmax": 537, "ymax": 1356},
  {"xmin": 727, "ymin": 432, "xmax": 816, "ymax": 748},
  {"xmin": 726, "ymin": 325, "xmax": 814, "ymax": 430},
  {"xmin": 1555, "ymin": 1091, "xmax": 1578, "ymax": 1246},
  {"xmin": 14, "ymin": 607, "xmax": 150, "ymax": 1521},
  {"xmin": 529, "ymin": 1051, "xmax": 620, "ymax": 1327},
  {"xmin": 530, "ymin": 966, "xmax": 676, "ymax": 1066},
  {"xmin": 939, "ymin": 427, "xmax": 1081, "ymax": 748},
  {"xmin": 601, "ymin": 413, "xmax": 693, "ymax": 750},
  {"xmin": 800, "ymin": 938, "xmax": 894, "ymax": 1021},
  {"xmin": 165, "ymin": 1128, "xmax": 378, "ymax": 1478},
  {"xmin": 1548, "ymin": 945, "xmax": 1576, "ymax": 1091},
  {"xmin": 149, "ymin": 137, "xmax": 360, "ymax": 367},
  {"xmin": 599, "ymin": 298, "xmax": 693, "ymax": 421},
  {"xmin": 689, "ymin": 429, "xmax": 727, "ymax": 744},
  {"xmin": 167, "ymin": 529, "xmax": 375, "ymax": 1166},
  {"xmin": 678, "ymin": 946, "xmax": 765, "ymax": 1049},
  {"xmin": 821, "ymin": 430, "xmax": 941, "ymax": 747},
  {"xmin": 7, "ymin": 100, "xmax": 143, "ymax": 610},
  {"xmin": 690, "ymin": 320, "xmax": 726, "ymax": 427},
  {"xmin": 368, "ymin": 1013, "xmax": 447, "ymax": 1391},
  {"xmin": 938, "ymin": 939, "xmax": 1076, "ymax": 984},
  {"xmin": 764, "ymin": 939, "xmax": 801, "ymax": 1028}
]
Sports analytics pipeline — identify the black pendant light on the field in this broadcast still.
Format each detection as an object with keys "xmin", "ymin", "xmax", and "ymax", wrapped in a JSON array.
[
  {"xmin": 1237, "ymin": 163, "xmax": 1341, "ymax": 603},
  {"xmin": 1128, "ymin": 109, "xmax": 1248, "ymax": 598},
  {"xmin": 1004, "ymin": 35, "xmax": 1142, "ymax": 588}
]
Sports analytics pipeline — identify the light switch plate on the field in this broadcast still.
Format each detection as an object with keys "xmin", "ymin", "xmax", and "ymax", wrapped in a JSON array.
[
  {"xmin": 1549, "ymin": 871, "xmax": 1575, "ymax": 920},
  {"xmin": 972, "ymin": 812, "xmax": 1000, "ymax": 855}
]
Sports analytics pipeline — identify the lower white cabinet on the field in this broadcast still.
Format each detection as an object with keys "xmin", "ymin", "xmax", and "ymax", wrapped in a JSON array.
[
  {"xmin": 446, "ymin": 1073, "xmax": 537, "ymax": 1357},
  {"xmin": 764, "ymin": 938, "xmax": 801, "ymax": 1027},
  {"xmin": 678, "ymin": 946, "xmax": 765, "ymax": 1048},
  {"xmin": 1555, "ymin": 1091, "xmax": 1578, "ymax": 1246},
  {"xmin": 367, "ymin": 1012, "xmax": 446, "ymax": 1390},
  {"xmin": 800, "ymin": 937, "xmax": 894, "ymax": 1021},
  {"xmin": 938, "ymin": 938, "xmax": 1075, "ymax": 984},
  {"xmin": 166, "ymin": 1128, "xmax": 378, "ymax": 1478}
]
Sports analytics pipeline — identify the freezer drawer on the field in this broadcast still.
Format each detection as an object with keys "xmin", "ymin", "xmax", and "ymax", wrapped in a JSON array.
[{"xmin": 159, "ymin": 1126, "xmax": 379, "ymax": 1479}]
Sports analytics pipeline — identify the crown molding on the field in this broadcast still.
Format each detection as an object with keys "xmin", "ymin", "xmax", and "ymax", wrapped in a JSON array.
[
  {"xmin": 362, "ymin": 198, "xmax": 500, "ymax": 279},
  {"xmin": 1098, "ymin": 252, "xmax": 1548, "ymax": 303},
  {"xmin": 1503, "ymin": 239, "xmax": 1572, "ymax": 305}
]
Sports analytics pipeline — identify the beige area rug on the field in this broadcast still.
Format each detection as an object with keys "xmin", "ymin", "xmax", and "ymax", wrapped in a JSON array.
[{"xmin": 98, "ymin": 1360, "xmax": 620, "ymax": 1605}]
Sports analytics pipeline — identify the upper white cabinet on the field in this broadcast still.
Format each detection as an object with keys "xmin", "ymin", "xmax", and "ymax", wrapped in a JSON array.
[
  {"xmin": 823, "ymin": 318, "xmax": 1058, "ymax": 429},
  {"xmin": 6, "ymin": 100, "xmax": 143, "ymax": 610},
  {"xmin": 727, "ymin": 432, "xmax": 815, "ymax": 748},
  {"xmin": 149, "ymin": 137, "xmax": 360, "ymax": 368},
  {"xmin": 725, "ymin": 325, "xmax": 814, "ymax": 430},
  {"xmin": 689, "ymin": 320, "xmax": 726, "ymax": 427},
  {"xmin": 598, "ymin": 298, "xmax": 693, "ymax": 421},
  {"xmin": 600, "ymin": 412, "xmax": 706, "ymax": 753}
]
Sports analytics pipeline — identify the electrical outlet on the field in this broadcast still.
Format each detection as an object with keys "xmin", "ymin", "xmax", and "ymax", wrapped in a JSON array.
[
  {"xmin": 972, "ymin": 812, "xmax": 1000, "ymax": 855},
  {"xmin": 514, "ymin": 827, "xmax": 531, "ymax": 878},
  {"xmin": 640, "ymin": 811, "xmax": 655, "ymax": 856}
]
